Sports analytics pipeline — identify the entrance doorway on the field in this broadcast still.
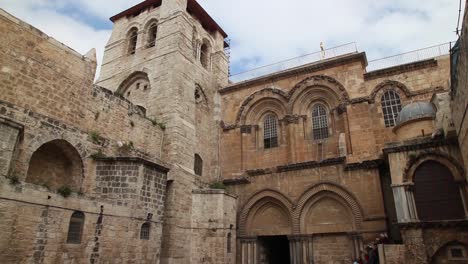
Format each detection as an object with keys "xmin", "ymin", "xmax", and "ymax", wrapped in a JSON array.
[{"xmin": 258, "ymin": 236, "xmax": 290, "ymax": 264}]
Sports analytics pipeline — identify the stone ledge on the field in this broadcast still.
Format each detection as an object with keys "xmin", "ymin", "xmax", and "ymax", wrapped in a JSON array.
[
  {"xmin": 223, "ymin": 177, "xmax": 250, "ymax": 186},
  {"xmin": 277, "ymin": 157, "xmax": 346, "ymax": 172},
  {"xmin": 383, "ymin": 136, "xmax": 458, "ymax": 154},
  {"xmin": 364, "ymin": 59, "xmax": 438, "ymax": 80},
  {"xmin": 193, "ymin": 189, "xmax": 238, "ymax": 199},
  {"xmin": 94, "ymin": 156, "xmax": 170, "ymax": 173},
  {"xmin": 398, "ymin": 219, "xmax": 468, "ymax": 229},
  {"xmin": 344, "ymin": 159, "xmax": 383, "ymax": 171},
  {"xmin": 222, "ymin": 53, "xmax": 367, "ymax": 94}
]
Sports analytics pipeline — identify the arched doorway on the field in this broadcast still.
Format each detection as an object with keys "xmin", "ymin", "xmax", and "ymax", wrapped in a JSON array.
[
  {"xmin": 239, "ymin": 190, "xmax": 293, "ymax": 264},
  {"xmin": 247, "ymin": 197, "xmax": 292, "ymax": 264},
  {"xmin": 413, "ymin": 161, "xmax": 465, "ymax": 221}
]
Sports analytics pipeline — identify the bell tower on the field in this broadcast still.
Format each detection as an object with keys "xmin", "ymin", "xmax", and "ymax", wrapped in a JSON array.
[{"xmin": 97, "ymin": 0, "xmax": 230, "ymax": 263}]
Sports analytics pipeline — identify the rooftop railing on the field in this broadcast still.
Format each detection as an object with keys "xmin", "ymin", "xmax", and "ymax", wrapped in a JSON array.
[
  {"xmin": 366, "ymin": 42, "xmax": 452, "ymax": 72},
  {"xmin": 229, "ymin": 42, "xmax": 358, "ymax": 82},
  {"xmin": 228, "ymin": 42, "xmax": 452, "ymax": 83}
]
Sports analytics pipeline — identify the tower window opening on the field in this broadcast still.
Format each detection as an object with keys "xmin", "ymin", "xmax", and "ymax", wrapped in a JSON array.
[
  {"xmin": 200, "ymin": 43, "xmax": 210, "ymax": 69},
  {"xmin": 148, "ymin": 23, "xmax": 158, "ymax": 48},
  {"xmin": 128, "ymin": 28, "xmax": 138, "ymax": 55},
  {"xmin": 194, "ymin": 154, "xmax": 203, "ymax": 176}
]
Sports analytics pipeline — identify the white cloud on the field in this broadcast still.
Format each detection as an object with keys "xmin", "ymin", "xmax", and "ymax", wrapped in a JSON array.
[{"xmin": 0, "ymin": 0, "xmax": 465, "ymax": 78}]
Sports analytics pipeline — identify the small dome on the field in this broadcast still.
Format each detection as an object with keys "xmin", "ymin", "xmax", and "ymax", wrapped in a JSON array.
[{"xmin": 397, "ymin": 102, "xmax": 436, "ymax": 125}]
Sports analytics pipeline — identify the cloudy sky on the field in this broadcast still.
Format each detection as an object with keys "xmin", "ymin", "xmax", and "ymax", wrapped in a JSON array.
[{"xmin": 0, "ymin": 0, "xmax": 465, "ymax": 80}]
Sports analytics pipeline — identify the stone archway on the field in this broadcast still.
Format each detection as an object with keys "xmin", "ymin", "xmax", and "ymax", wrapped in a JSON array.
[
  {"xmin": 239, "ymin": 189, "xmax": 293, "ymax": 236},
  {"xmin": 26, "ymin": 139, "xmax": 84, "ymax": 191}
]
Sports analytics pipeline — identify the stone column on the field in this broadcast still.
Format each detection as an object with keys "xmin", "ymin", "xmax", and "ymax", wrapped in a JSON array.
[
  {"xmin": 349, "ymin": 232, "xmax": 364, "ymax": 260},
  {"xmin": 456, "ymin": 181, "xmax": 468, "ymax": 218},
  {"xmin": 392, "ymin": 183, "xmax": 418, "ymax": 223},
  {"xmin": 240, "ymin": 237, "xmax": 257, "ymax": 264},
  {"xmin": 288, "ymin": 235, "xmax": 313, "ymax": 264}
]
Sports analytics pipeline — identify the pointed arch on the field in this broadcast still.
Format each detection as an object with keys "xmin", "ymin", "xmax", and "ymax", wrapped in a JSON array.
[
  {"xmin": 116, "ymin": 71, "xmax": 151, "ymax": 109},
  {"xmin": 236, "ymin": 88, "xmax": 288, "ymax": 125},
  {"xmin": 288, "ymin": 75, "xmax": 350, "ymax": 112},
  {"xmin": 370, "ymin": 80, "xmax": 411, "ymax": 103},
  {"xmin": 292, "ymin": 182, "xmax": 364, "ymax": 233},
  {"xmin": 239, "ymin": 189, "xmax": 293, "ymax": 236},
  {"xmin": 403, "ymin": 152, "xmax": 465, "ymax": 183}
]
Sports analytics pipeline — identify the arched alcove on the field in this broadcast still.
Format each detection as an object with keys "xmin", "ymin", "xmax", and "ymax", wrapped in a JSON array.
[{"xmin": 26, "ymin": 139, "xmax": 83, "ymax": 191}]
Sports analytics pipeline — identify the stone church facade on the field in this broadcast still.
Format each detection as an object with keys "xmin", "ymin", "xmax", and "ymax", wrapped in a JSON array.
[{"xmin": 0, "ymin": 0, "xmax": 467, "ymax": 264}]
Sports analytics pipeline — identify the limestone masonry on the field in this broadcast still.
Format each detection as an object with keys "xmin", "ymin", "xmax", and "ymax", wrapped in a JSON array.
[{"xmin": 0, "ymin": 0, "xmax": 467, "ymax": 263}]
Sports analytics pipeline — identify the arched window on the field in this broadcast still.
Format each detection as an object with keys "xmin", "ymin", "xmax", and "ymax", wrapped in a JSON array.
[
  {"xmin": 263, "ymin": 114, "xmax": 278, "ymax": 149},
  {"xmin": 140, "ymin": 222, "xmax": 150, "ymax": 240},
  {"xmin": 413, "ymin": 161, "xmax": 465, "ymax": 221},
  {"xmin": 381, "ymin": 90, "xmax": 402, "ymax": 127},
  {"xmin": 227, "ymin": 233, "xmax": 232, "ymax": 253},
  {"xmin": 200, "ymin": 43, "xmax": 210, "ymax": 69},
  {"xmin": 67, "ymin": 211, "xmax": 85, "ymax": 244},
  {"xmin": 147, "ymin": 23, "xmax": 157, "ymax": 47},
  {"xmin": 194, "ymin": 154, "xmax": 203, "ymax": 176},
  {"xmin": 312, "ymin": 104, "xmax": 329, "ymax": 140},
  {"xmin": 128, "ymin": 28, "xmax": 138, "ymax": 55}
]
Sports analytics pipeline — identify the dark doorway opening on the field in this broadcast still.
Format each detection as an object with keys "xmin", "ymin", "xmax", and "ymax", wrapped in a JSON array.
[{"xmin": 259, "ymin": 235, "xmax": 290, "ymax": 264}]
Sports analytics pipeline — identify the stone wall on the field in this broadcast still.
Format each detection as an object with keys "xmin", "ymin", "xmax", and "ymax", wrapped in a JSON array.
[
  {"xmin": 451, "ymin": 6, "xmax": 468, "ymax": 175},
  {"xmin": 0, "ymin": 118, "xmax": 21, "ymax": 177},
  {"xmin": 220, "ymin": 54, "xmax": 449, "ymax": 177},
  {"xmin": 190, "ymin": 189, "xmax": 237, "ymax": 264},
  {"xmin": 378, "ymin": 244, "xmax": 406, "ymax": 264},
  {"xmin": 313, "ymin": 234, "xmax": 354, "ymax": 263},
  {"xmin": 0, "ymin": 7, "xmax": 171, "ymax": 264},
  {"xmin": 0, "ymin": 177, "xmax": 165, "ymax": 264}
]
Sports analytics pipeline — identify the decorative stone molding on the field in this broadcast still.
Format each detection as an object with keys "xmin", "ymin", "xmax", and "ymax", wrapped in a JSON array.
[
  {"xmin": 383, "ymin": 136, "xmax": 458, "ymax": 154},
  {"xmin": 280, "ymin": 114, "xmax": 307, "ymax": 125},
  {"xmin": 277, "ymin": 157, "xmax": 345, "ymax": 172},
  {"xmin": 344, "ymin": 159, "xmax": 383, "ymax": 171},
  {"xmin": 222, "ymin": 177, "xmax": 250, "ymax": 185},
  {"xmin": 402, "ymin": 151, "xmax": 465, "ymax": 182},
  {"xmin": 292, "ymin": 182, "xmax": 364, "ymax": 234},
  {"xmin": 238, "ymin": 189, "xmax": 294, "ymax": 236},
  {"xmin": 364, "ymin": 59, "xmax": 438, "ymax": 81}
]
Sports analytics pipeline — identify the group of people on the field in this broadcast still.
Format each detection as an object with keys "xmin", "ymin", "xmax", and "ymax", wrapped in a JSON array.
[{"xmin": 353, "ymin": 233, "xmax": 390, "ymax": 264}]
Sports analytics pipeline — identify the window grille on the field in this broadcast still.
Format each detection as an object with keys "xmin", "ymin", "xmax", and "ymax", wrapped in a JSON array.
[
  {"xmin": 381, "ymin": 90, "xmax": 402, "ymax": 127},
  {"xmin": 312, "ymin": 104, "xmax": 329, "ymax": 140},
  {"xmin": 194, "ymin": 154, "xmax": 203, "ymax": 176},
  {"xmin": 128, "ymin": 29, "xmax": 138, "ymax": 55},
  {"xmin": 148, "ymin": 23, "xmax": 157, "ymax": 47},
  {"xmin": 67, "ymin": 211, "xmax": 85, "ymax": 244},
  {"xmin": 263, "ymin": 114, "xmax": 278, "ymax": 149},
  {"xmin": 140, "ymin": 222, "xmax": 150, "ymax": 240}
]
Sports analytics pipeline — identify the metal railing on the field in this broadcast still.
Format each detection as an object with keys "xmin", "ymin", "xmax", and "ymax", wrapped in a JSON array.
[
  {"xmin": 229, "ymin": 42, "xmax": 358, "ymax": 82},
  {"xmin": 366, "ymin": 42, "xmax": 452, "ymax": 72}
]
